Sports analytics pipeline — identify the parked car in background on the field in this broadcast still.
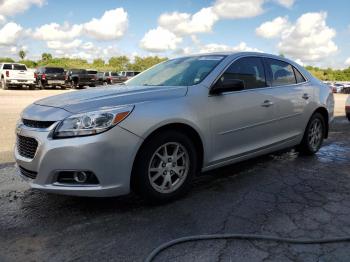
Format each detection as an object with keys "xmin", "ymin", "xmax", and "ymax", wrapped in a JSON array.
[
  {"xmin": 35, "ymin": 67, "xmax": 66, "ymax": 89},
  {"xmin": 0, "ymin": 63, "xmax": 36, "ymax": 90},
  {"xmin": 346, "ymin": 96, "xmax": 350, "ymax": 121},
  {"xmin": 95, "ymin": 72, "xmax": 105, "ymax": 86},
  {"xmin": 331, "ymin": 83, "xmax": 345, "ymax": 93},
  {"xmin": 86, "ymin": 69, "xmax": 98, "ymax": 87},
  {"xmin": 119, "ymin": 71, "xmax": 141, "ymax": 80},
  {"xmin": 65, "ymin": 69, "xmax": 94, "ymax": 89},
  {"xmin": 103, "ymin": 71, "xmax": 127, "ymax": 85},
  {"xmin": 15, "ymin": 52, "xmax": 334, "ymax": 202}
]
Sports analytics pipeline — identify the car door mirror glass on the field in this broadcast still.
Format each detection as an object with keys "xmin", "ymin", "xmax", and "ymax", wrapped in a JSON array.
[{"xmin": 211, "ymin": 78, "xmax": 245, "ymax": 94}]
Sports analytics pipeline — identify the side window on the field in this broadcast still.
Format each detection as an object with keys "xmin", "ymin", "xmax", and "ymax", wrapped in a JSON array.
[
  {"xmin": 293, "ymin": 67, "xmax": 306, "ymax": 83},
  {"xmin": 220, "ymin": 57, "xmax": 266, "ymax": 89},
  {"xmin": 265, "ymin": 58, "xmax": 296, "ymax": 87},
  {"xmin": 3, "ymin": 64, "xmax": 12, "ymax": 70}
]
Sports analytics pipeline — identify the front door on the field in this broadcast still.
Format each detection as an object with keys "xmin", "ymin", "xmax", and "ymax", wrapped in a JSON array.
[{"xmin": 208, "ymin": 56, "xmax": 278, "ymax": 165}]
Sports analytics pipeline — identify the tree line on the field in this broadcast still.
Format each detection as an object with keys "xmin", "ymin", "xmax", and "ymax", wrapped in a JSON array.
[
  {"xmin": 1, "ymin": 51, "xmax": 350, "ymax": 81},
  {"xmin": 0, "ymin": 52, "xmax": 167, "ymax": 72}
]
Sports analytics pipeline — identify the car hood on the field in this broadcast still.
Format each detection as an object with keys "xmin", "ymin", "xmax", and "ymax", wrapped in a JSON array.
[{"xmin": 34, "ymin": 85, "xmax": 188, "ymax": 113}]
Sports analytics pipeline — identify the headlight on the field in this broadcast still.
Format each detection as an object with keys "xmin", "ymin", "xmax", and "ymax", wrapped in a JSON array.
[{"xmin": 53, "ymin": 105, "xmax": 134, "ymax": 138}]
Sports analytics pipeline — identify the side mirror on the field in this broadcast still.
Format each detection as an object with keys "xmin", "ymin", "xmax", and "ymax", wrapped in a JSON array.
[{"xmin": 210, "ymin": 78, "xmax": 245, "ymax": 95}]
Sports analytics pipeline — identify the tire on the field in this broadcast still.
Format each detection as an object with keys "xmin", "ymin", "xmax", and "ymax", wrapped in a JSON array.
[
  {"xmin": 131, "ymin": 130, "xmax": 198, "ymax": 203},
  {"xmin": 29, "ymin": 85, "xmax": 36, "ymax": 90},
  {"xmin": 1, "ymin": 78, "xmax": 8, "ymax": 90},
  {"xmin": 297, "ymin": 113, "xmax": 325, "ymax": 155},
  {"xmin": 60, "ymin": 85, "xmax": 66, "ymax": 90}
]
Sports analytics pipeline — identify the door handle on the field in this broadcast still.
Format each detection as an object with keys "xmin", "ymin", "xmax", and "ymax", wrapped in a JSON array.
[
  {"xmin": 302, "ymin": 93, "xmax": 310, "ymax": 100},
  {"xmin": 261, "ymin": 100, "xmax": 274, "ymax": 107}
]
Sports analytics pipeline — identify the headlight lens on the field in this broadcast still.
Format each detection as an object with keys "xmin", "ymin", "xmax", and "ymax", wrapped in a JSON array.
[{"xmin": 53, "ymin": 105, "xmax": 134, "ymax": 138}]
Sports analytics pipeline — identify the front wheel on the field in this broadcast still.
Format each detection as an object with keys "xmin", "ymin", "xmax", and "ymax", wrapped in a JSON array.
[
  {"xmin": 297, "ymin": 113, "xmax": 325, "ymax": 155},
  {"xmin": 131, "ymin": 131, "xmax": 198, "ymax": 203}
]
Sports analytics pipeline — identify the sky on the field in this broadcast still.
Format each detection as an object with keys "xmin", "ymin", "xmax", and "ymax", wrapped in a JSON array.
[{"xmin": 0, "ymin": 0, "xmax": 350, "ymax": 68}]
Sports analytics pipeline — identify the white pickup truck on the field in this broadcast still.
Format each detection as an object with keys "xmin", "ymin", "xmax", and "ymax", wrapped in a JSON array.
[{"xmin": 0, "ymin": 63, "xmax": 36, "ymax": 90}]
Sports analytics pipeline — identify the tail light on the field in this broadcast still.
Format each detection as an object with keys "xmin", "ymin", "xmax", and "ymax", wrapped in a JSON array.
[
  {"xmin": 42, "ymin": 73, "xmax": 46, "ymax": 80},
  {"xmin": 5, "ymin": 71, "xmax": 9, "ymax": 77},
  {"xmin": 34, "ymin": 72, "xmax": 37, "ymax": 78},
  {"xmin": 65, "ymin": 74, "xmax": 68, "ymax": 81}
]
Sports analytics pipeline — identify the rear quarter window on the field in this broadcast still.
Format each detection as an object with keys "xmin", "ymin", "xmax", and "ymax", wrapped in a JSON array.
[{"xmin": 293, "ymin": 67, "xmax": 306, "ymax": 83}]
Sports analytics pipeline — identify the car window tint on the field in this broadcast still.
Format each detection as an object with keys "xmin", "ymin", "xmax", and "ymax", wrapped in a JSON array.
[
  {"xmin": 46, "ymin": 68, "xmax": 64, "ymax": 74},
  {"xmin": 221, "ymin": 57, "xmax": 266, "ymax": 89},
  {"xmin": 265, "ymin": 59, "xmax": 296, "ymax": 86},
  {"xmin": 3, "ymin": 64, "xmax": 12, "ymax": 70},
  {"xmin": 293, "ymin": 67, "xmax": 306, "ymax": 83},
  {"xmin": 13, "ymin": 64, "xmax": 27, "ymax": 70}
]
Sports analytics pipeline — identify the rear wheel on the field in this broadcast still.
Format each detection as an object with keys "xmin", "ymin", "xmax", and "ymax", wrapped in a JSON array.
[
  {"xmin": 297, "ymin": 113, "xmax": 325, "ymax": 155},
  {"xmin": 132, "ymin": 131, "xmax": 198, "ymax": 203}
]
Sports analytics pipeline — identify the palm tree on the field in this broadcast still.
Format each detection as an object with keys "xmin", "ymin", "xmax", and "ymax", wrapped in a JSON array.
[{"xmin": 18, "ymin": 50, "xmax": 26, "ymax": 60}]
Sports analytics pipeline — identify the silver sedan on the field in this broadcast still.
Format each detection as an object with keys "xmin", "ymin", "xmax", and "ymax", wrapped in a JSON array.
[{"xmin": 15, "ymin": 52, "xmax": 334, "ymax": 202}]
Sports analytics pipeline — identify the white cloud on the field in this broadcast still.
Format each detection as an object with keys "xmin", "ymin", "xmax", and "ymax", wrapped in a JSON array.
[
  {"xmin": 256, "ymin": 16, "xmax": 290, "ymax": 38},
  {"xmin": 140, "ymin": 27, "xmax": 182, "ymax": 52},
  {"xmin": 0, "ymin": 15, "xmax": 6, "ymax": 24},
  {"xmin": 33, "ymin": 23, "xmax": 82, "ymax": 41},
  {"xmin": 213, "ymin": 0, "xmax": 265, "ymax": 19},
  {"xmin": 159, "ymin": 7, "xmax": 218, "ymax": 36},
  {"xmin": 256, "ymin": 12, "xmax": 337, "ymax": 62},
  {"xmin": 277, "ymin": 12, "xmax": 337, "ymax": 62},
  {"xmin": 0, "ymin": 22, "xmax": 23, "ymax": 45},
  {"xmin": 33, "ymin": 8, "xmax": 128, "ymax": 42},
  {"xmin": 275, "ymin": 0, "xmax": 295, "ymax": 8},
  {"xmin": 199, "ymin": 42, "xmax": 261, "ymax": 53},
  {"xmin": 0, "ymin": 0, "xmax": 45, "ymax": 17},
  {"xmin": 81, "ymin": 42, "xmax": 94, "ymax": 50},
  {"xmin": 83, "ymin": 8, "xmax": 128, "ymax": 40},
  {"xmin": 345, "ymin": 57, "xmax": 350, "ymax": 67},
  {"xmin": 46, "ymin": 39, "xmax": 82, "ymax": 50}
]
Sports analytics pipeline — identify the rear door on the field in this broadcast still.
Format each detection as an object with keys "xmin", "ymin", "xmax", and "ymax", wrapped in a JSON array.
[
  {"xmin": 263, "ymin": 58, "xmax": 311, "ymax": 142},
  {"xmin": 11, "ymin": 64, "xmax": 32, "ymax": 80},
  {"xmin": 208, "ymin": 56, "xmax": 279, "ymax": 164}
]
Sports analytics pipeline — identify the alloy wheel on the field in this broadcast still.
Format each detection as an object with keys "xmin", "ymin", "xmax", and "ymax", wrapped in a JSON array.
[
  {"xmin": 308, "ymin": 118, "xmax": 323, "ymax": 151},
  {"xmin": 148, "ymin": 142, "xmax": 189, "ymax": 194}
]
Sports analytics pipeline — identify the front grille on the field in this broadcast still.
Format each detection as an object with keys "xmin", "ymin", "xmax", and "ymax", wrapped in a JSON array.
[
  {"xmin": 22, "ymin": 119, "xmax": 56, "ymax": 129},
  {"xmin": 19, "ymin": 166, "xmax": 37, "ymax": 179},
  {"xmin": 17, "ymin": 135, "xmax": 38, "ymax": 159}
]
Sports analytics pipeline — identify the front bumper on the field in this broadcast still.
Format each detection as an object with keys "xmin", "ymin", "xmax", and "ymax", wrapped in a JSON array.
[{"xmin": 15, "ymin": 124, "xmax": 143, "ymax": 197}]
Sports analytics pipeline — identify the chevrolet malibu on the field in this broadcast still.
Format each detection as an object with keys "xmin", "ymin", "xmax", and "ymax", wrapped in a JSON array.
[{"xmin": 15, "ymin": 52, "xmax": 334, "ymax": 202}]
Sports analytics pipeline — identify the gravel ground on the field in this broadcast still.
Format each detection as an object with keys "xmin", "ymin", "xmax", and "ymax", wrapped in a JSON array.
[{"xmin": 0, "ymin": 90, "xmax": 349, "ymax": 261}]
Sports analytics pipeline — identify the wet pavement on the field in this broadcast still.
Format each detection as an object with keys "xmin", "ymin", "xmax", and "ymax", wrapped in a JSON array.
[{"xmin": 0, "ymin": 116, "xmax": 350, "ymax": 262}]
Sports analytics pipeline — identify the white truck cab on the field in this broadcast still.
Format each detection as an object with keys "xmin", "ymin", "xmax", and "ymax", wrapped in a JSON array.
[{"xmin": 0, "ymin": 63, "xmax": 36, "ymax": 90}]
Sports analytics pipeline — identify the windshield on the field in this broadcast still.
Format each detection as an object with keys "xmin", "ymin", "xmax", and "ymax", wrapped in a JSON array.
[
  {"xmin": 13, "ymin": 64, "xmax": 27, "ymax": 70},
  {"xmin": 125, "ymin": 55, "xmax": 225, "ymax": 86},
  {"xmin": 111, "ymin": 72, "xmax": 120, "ymax": 76},
  {"xmin": 45, "ymin": 67, "xmax": 64, "ymax": 73},
  {"xmin": 87, "ymin": 70, "xmax": 97, "ymax": 74}
]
